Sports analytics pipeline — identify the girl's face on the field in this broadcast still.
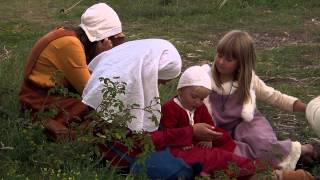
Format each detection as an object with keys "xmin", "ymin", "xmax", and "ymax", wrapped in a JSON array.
[
  {"xmin": 214, "ymin": 53, "xmax": 239, "ymax": 77},
  {"xmin": 178, "ymin": 86, "xmax": 209, "ymax": 111}
]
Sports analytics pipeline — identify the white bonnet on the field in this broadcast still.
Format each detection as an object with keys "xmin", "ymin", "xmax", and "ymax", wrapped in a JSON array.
[
  {"xmin": 177, "ymin": 65, "xmax": 212, "ymax": 90},
  {"xmin": 306, "ymin": 96, "xmax": 320, "ymax": 137},
  {"xmin": 79, "ymin": 3, "xmax": 122, "ymax": 42}
]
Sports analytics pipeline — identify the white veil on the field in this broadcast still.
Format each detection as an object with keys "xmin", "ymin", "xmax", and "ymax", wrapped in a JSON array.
[{"xmin": 82, "ymin": 39, "xmax": 181, "ymax": 132}]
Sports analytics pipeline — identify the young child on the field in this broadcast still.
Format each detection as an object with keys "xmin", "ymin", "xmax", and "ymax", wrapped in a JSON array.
[
  {"xmin": 160, "ymin": 65, "xmax": 235, "ymax": 152},
  {"xmin": 203, "ymin": 30, "xmax": 317, "ymax": 170}
]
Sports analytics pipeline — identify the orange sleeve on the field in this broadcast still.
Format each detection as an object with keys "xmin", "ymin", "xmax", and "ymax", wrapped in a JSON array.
[{"xmin": 56, "ymin": 37, "xmax": 90, "ymax": 93}]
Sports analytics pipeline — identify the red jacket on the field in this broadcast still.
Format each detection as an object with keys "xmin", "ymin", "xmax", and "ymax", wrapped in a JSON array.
[{"xmin": 160, "ymin": 98, "xmax": 236, "ymax": 152}]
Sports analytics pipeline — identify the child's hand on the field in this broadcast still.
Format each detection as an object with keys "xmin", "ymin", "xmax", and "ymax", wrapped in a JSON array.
[
  {"xmin": 182, "ymin": 145, "xmax": 194, "ymax": 151},
  {"xmin": 197, "ymin": 141, "xmax": 212, "ymax": 148},
  {"xmin": 193, "ymin": 123, "xmax": 223, "ymax": 141}
]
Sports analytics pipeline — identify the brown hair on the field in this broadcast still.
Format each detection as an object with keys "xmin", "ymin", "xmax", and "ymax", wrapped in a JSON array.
[
  {"xmin": 73, "ymin": 27, "xmax": 99, "ymax": 64},
  {"xmin": 72, "ymin": 27, "xmax": 125, "ymax": 64},
  {"xmin": 212, "ymin": 30, "xmax": 256, "ymax": 103}
]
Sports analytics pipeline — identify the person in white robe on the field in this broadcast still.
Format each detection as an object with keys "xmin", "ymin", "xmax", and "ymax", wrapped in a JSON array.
[{"xmin": 82, "ymin": 39, "xmax": 182, "ymax": 132}]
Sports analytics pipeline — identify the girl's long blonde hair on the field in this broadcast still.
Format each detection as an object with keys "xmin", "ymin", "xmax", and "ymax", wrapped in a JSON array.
[{"xmin": 212, "ymin": 30, "xmax": 256, "ymax": 103}]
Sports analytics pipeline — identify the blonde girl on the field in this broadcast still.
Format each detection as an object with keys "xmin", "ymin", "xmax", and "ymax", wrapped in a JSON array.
[{"xmin": 203, "ymin": 30, "xmax": 316, "ymax": 170}]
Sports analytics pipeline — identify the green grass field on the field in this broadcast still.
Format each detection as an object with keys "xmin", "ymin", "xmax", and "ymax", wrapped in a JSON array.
[{"xmin": 1, "ymin": 0, "xmax": 320, "ymax": 178}]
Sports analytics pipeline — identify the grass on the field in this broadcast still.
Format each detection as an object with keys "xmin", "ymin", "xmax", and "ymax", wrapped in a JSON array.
[{"xmin": 1, "ymin": 0, "xmax": 320, "ymax": 178}]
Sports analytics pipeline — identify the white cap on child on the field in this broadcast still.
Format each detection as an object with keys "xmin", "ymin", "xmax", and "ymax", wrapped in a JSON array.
[
  {"xmin": 306, "ymin": 96, "xmax": 320, "ymax": 137},
  {"xmin": 177, "ymin": 65, "xmax": 212, "ymax": 90}
]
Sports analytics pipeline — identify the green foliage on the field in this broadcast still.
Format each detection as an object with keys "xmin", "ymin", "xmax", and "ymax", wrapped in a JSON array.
[
  {"xmin": 49, "ymin": 70, "xmax": 81, "ymax": 99},
  {"xmin": 91, "ymin": 77, "xmax": 156, "ymax": 161},
  {"xmin": 212, "ymin": 161, "xmax": 275, "ymax": 179},
  {"xmin": 1, "ymin": 74, "xmax": 157, "ymax": 179},
  {"xmin": 0, "ymin": 115, "xmax": 106, "ymax": 179}
]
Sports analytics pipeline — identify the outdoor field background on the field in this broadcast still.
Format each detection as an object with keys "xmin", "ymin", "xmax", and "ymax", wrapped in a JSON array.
[{"xmin": 0, "ymin": 0, "xmax": 320, "ymax": 178}]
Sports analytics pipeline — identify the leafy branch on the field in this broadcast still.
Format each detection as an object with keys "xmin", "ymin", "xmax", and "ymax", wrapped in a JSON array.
[{"xmin": 91, "ymin": 77, "xmax": 158, "ymax": 156}]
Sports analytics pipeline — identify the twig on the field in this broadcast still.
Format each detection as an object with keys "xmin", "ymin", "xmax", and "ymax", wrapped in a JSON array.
[
  {"xmin": 31, "ymin": 158, "xmax": 50, "ymax": 166},
  {"xmin": 3, "ymin": 45, "xmax": 9, "ymax": 55},
  {"xmin": 0, "ymin": 45, "xmax": 11, "ymax": 62},
  {"xmin": 301, "ymin": 77, "xmax": 320, "ymax": 85},
  {"xmin": 0, "ymin": 142, "xmax": 14, "ymax": 150},
  {"xmin": 218, "ymin": 0, "xmax": 228, "ymax": 9},
  {"xmin": 309, "ymin": 138, "xmax": 320, "ymax": 143},
  {"xmin": 60, "ymin": 0, "xmax": 84, "ymax": 14},
  {"xmin": 277, "ymin": 124, "xmax": 295, "ymax": 128},
  {"xmin": 263, "ymin": 76, "xmax": 299, "ymax": 83}
]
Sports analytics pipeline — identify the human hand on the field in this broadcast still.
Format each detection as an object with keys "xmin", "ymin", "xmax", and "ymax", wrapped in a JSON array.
[
  {"xmin": 197, "ymin": 141, "xmax": 212, "ymax": 149},
  {"xmin": 192, "ymin": 123, "xmax": 223, "ymax": 141},
  {"xmin": 182, "ymin": 145, "xmax": 194, "ymax": 151},
  {"xmin": 293, "ymin": 99, "xmax": 307, "ymax": 113},
  {"xmin": 95, "ymin": 38, "xmax": 113, "ymax": 56}
]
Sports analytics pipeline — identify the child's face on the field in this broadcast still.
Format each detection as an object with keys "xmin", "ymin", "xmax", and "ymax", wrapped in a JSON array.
[
  {"xmin": 178, "ymin": 86, "xmax": 210, "ymax": 111},
  {"xmin": 214, "ymin": 53, "xmax": 239, "ymax": 77}
]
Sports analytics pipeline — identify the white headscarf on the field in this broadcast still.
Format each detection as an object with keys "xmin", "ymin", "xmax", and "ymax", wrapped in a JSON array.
[
  {"xmin": 79, "ymin": 3, "xmax": 122, "ymax": 42},
  {"xmin": 82, "ymin": 39, "xmax": 182, "ymax": 132},
  {"xmin": 306, "ymin": 96, "xmax": 320, "ymax": 137}
]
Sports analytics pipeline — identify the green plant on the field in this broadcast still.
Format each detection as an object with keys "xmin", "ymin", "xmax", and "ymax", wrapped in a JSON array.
[
  {"xmin": 91, "ymin": 77, "xmax": 157, "ymax": 158},
  {"xmin": 212, "ymin": 161, "xmax": 275, "ymax": 179}
]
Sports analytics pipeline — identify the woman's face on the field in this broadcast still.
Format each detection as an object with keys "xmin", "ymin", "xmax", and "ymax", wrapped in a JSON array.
[
  {"xmin": 95, "ymin": 38, "xmax": 113, "ymax": 56},
  {"xmin": 109, "ymin": 33, "xmax": 125, "ymax": 47},
  {"xmin": 94, "ymin": 33, "xmax": 126, "ymax": 57},
  {"xmin": 214, "ymin": 53, "xmax": 239, "ymax": 77}
]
